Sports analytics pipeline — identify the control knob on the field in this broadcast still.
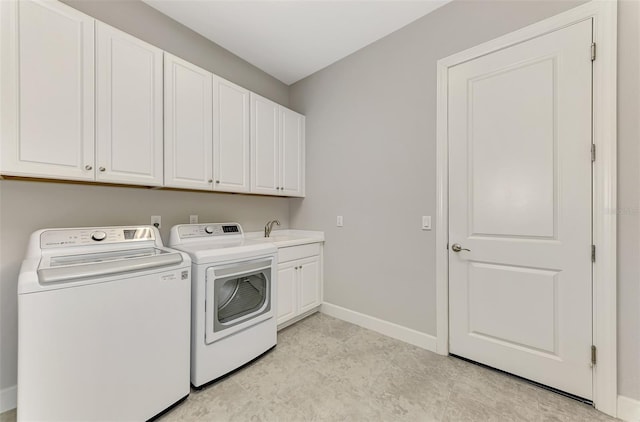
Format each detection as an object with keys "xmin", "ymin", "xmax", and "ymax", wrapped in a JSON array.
[
  {"xmin": 91, "ymin": 231, "xmax": 107, "ymax": 241},
  {"xmin": 204, "ymin": 226, "xmax": 215, "ymax": 234}
]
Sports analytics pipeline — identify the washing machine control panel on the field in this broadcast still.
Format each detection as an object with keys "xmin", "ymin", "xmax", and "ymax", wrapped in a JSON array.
[
  {"xmin": 41, "ymin": 227, "xmax": 155, "ymax": 248},
  {"xmin": 177, "ymin": 223, "xmax": 242, "ymax": 239}
]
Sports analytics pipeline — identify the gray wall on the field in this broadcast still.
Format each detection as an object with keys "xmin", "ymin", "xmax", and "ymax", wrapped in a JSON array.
[
  {"xmin": 0, "ymin": 0, "xmax": 290, "ymax": 397},
  {"xmin": 289, "ymin": 0, "xmax": 640, "ymax": 401}
]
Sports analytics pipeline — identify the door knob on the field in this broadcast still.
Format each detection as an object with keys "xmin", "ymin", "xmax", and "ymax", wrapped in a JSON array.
[{"xmin": 451, "ymin": 243, "xmax": 471, "ymax": 252}]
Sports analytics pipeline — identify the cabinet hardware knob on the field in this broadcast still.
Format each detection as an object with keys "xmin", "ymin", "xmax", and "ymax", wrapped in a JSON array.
[
  {"xmin": 99, "ymin": 167, "xmax": 106, "ymax": 172},
  {"xmin": 216, "ymin": 180, "xmax": 220, "ymax": 184},
  {"xmin": 84, "ymin": 165, "xmax": 93, "ymax": 171},
  {"xmin": 208, "ymin": 179, "xmax": 213, "ymax": 183}
]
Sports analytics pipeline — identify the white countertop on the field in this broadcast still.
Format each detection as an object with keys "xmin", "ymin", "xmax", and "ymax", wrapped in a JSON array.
[{"xmin": 245, "ymin": 229, "xmax": 324, "ymax": 248}]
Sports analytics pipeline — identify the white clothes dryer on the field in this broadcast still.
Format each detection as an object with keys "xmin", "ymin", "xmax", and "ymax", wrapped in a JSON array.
[
  {"xmin": 169, "ymin": 223, "xmax": 277, "ymax": 388},
  {"xmin": 18, "ymin": 226, "xmax": 191, "ymax": 421}
]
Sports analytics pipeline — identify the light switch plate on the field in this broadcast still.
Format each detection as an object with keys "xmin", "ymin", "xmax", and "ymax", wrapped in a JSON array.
[
  {"xmin": 189, "ymin": 215, "xmax": 198, "ymax": 224},
  {"xmin": 422, "ymin": 216, "xmax": 431, "ymax": 230},
  {"xmin": 337, "ymin": 216, "xmax": 343, "ymax": 227}
]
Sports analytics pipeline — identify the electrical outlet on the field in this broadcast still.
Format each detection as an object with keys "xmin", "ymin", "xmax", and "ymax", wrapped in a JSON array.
[
  {"xmin": 337, "ymin": 216, "xmax": 343, "ymax": 227},
  {"xmin": 422, "ymin": 216, "xmax": 431, "ymax": 230},
  {"xmin": 189, "ymin": 215, "xmax": 198, "ymax": 224},
  {"xmin": 151, "ymin": 215, "xmax": 161, "ymax": 229}
]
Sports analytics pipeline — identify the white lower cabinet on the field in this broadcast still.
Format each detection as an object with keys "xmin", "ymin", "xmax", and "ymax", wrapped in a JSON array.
[{"xmin": 276, "ymin": 244, "xmax": 322, "ymax": 327}]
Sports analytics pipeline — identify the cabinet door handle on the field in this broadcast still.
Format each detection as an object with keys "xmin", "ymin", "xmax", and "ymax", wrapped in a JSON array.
[{"xmin": 84, "ymin": 165, "xmax": 93, "ymax": 171}]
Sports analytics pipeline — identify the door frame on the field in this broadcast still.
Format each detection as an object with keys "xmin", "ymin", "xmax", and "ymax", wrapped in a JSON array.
[{"xmin": 435, "ymin": 0, "xmax": 617, "ymax": 416}]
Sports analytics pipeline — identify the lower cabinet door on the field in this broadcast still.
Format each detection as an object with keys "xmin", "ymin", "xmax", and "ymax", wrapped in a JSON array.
[
  {"xmin": 298, "ymin": 256, "xmax": 321, "ymax": 314},
  {"xmin": 276, "ymin": 262, "xmax": 297, "ymax": 325}
]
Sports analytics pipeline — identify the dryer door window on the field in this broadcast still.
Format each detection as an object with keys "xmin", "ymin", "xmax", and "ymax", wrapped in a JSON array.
[
  {"xmin": 205, "ymin": 257, "xmax": 273, "ymax": 343},
  {"xmin": 217, "ymin": 272, "xmax": 267, "ymax": 324}
]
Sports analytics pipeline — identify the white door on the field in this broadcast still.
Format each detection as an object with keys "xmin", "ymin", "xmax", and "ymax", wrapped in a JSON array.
[
  {"xmin": 164, "ymin": 53, "xmax": 213, "ymax": 190},
  {"xmin": 280, "ymin": 107, "xmax": 305, "ymax": 197},
  {"xmin": 250, "ymin": 93, "xmax": 280, "ymax": 195},
  {"xmin": 214, "ymin": 76, "xmax": 250, "ymax": 192},
  {"xmin": 1, "ymin": 0, "xmax": 95, "ymax": 181},
  {"xmin": 95, "ymin": 22, "xmax": 163, "ymax": 186},
  {"xmin": 448, "ymin": 20, "xmax": 593, "ymax": 399}
]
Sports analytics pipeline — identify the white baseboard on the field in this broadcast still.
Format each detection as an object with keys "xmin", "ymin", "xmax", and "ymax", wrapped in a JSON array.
[
  {"xmin": 618, "ymin": 395, "xmax": 640, "ymax": 422},
  {"xmin": 321, "ymin": 302, "xmax": 437, "ymax": 352},
  {"xmin": 0, "ymin": 385, "xmax": 16, "ymax": 413}
]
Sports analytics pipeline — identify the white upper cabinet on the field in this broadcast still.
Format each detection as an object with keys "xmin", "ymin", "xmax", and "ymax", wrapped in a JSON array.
[
  {"xmin": 1, "ymin": 0, "xmax": 95, "ymax": 181},
  {"xmin": 280, "ymin": 107, "xmax": 305, "ymax": 197},
  {"xmin": 1, "ymin": 1, "xmax": 305, "ymax": 196},
  {"xmin": 164, "ymin": 57, "xmax": 250, "ymax": 193},
  {"xmin": 95, "ymin": 22, "xmax": 163, "ymax": 186},
  {"xmin": 164, "ymin": 53, "xmax": 213, "ymax": 190},
  {"xmin": 213, "ymin": 76, "xmax": 250, "ymax": 193},
  {"xmin": 250, "ymin": 93, "xmax": 305, "ymax": 197},
  {"xmin": 251, "ymin": 94, "xmax": 280, "ymax": 195}
]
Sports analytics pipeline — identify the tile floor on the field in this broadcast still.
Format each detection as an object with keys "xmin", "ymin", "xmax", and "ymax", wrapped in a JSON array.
[{"xmin": 0, "ymin": 313, "xmax": 618, "ymax": 421}]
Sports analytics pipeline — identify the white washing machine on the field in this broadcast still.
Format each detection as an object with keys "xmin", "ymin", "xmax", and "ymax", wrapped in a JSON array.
[
  {"xmin": 18, "ymin": 226, "xmax": 191, "ymax": 421},
  {"xmin": 169, "ymin": 223, "xmax": 277, "ymax": 388}
]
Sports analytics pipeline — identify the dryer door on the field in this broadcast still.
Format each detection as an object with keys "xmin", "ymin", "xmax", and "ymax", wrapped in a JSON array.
[{"xmin": 205, "ymin": 257, "xmax": 274, "ymax": 344}]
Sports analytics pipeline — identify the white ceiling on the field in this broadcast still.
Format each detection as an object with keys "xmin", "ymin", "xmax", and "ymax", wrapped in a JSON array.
[{"xmin": 142, "ymin": 0, "xmax": 451, "ymax": 85}]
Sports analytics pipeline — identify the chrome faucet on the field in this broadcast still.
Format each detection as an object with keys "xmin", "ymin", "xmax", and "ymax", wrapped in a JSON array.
[{"xmin": 264, "ymin": 219, "xmax": 280, "ymax": 238}]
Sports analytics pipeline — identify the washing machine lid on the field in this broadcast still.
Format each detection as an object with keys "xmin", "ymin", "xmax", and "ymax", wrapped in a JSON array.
[
  {"xmin": 37, "ymin": 247, "xmax": 184, "ymax": 284},
  {"xmin": 19, "ymin": 226, "xmax": 189, "ymax": 293}
]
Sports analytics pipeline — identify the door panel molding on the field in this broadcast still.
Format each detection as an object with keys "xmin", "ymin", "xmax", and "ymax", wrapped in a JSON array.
[{"xmin": 435, "ymin": 0, "xmax": 617, "ymax": 416}]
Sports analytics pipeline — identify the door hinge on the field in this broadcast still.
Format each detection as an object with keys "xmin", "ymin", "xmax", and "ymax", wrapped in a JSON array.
[
  {"xmin": 591, "ymin": 144, "xmax": 596, "ymax": 162},
  {"xmin": 591, "ymin": 345, "xmax": 597, "ymax": 365},
  {"xmin": 591, "ymin": 43, "xmax": 596, "ymax": 61},
  {"xmin": 591, "ymin": 245, "xmax": 596, "ymax": 262}
]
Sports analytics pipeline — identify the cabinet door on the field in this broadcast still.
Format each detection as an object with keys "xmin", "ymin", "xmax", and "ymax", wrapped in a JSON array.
[
  {"xmin": 280, "ymin": 107, "xmax": 305, "ymax": 197},
  {"xmin": 1, "ymin": 0, "xmax": 95, "ymax": 180},
  {"xmin": 298, "ymin": 256, "xmax": 321, "ymax": 314},
  {"xmin": 164, "ymin": 53, "xmax": 213, "ymax": 190},
  {"xmin": 213, "ymin": 76, "xmax": 250, "ymax": 192},
  {"xmin": 250, "ymin": 93, "xmax": 279, "ymax": 195},
  {"xmin": 276, "ymin": 263, "xmax": 298, "ymax": 326},
  {"xmin": 95, "ymin": 22, "xmax": 163, "ymax": 186}
]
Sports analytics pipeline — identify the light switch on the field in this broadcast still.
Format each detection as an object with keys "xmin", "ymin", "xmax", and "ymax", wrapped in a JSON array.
[
  {"xmin": 422, "ymin": 216, "xmax": 431, "ymax": 230},
  {"xmin": 337, "ymin": 216, "xmax": 343, "ymax": 227}
]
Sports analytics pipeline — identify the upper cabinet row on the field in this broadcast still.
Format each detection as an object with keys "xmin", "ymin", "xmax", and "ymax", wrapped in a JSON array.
[{"xmin": 0, "ymin": 0, "xmax": 305, "ymax": 197}]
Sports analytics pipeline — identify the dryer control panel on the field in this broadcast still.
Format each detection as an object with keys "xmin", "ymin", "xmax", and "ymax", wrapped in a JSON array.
[
  {"xmin": 40, "ymin": 227, "xmax": 155, "ymax": 248},
  {"xmin": 176, "ymin": 223, "xmax": 243, "ymax": 239}
]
